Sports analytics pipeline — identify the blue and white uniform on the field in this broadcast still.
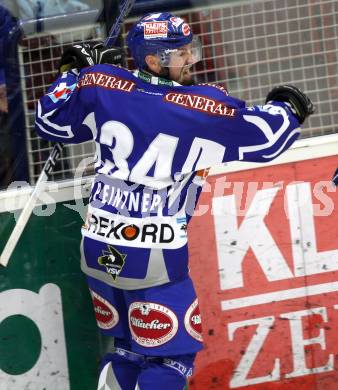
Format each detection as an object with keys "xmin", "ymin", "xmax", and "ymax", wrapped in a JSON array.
[{"xmin": 36, "ymin": 64, "xmax": 301, "ymax": 389}]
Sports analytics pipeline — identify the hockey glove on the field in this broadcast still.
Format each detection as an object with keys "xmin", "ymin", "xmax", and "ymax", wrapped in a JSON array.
[
  {"xmin": 265, "ymin": 85, "xmax": 314, "ymax": 124},
  {"xmin": 59, "ymin": 43, "xmax": 125, "ymax": 72}
]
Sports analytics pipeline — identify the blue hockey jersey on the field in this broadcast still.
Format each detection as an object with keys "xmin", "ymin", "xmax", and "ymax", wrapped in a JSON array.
[{"xmin": 35, "ymin": 65, "xmax": 301, "ymax": 289}]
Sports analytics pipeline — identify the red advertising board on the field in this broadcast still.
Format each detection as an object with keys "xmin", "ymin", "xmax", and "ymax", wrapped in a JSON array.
[{"xmin": 188, "ymin": 155, "xmax": 338, "ymax": 389}]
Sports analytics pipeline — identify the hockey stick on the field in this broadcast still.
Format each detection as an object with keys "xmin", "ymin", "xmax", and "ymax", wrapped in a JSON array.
[
  {"xmin": 104, "ymin": 0, "xmax": 135, "ymax": 47},
  {"xmin": 333, "ymin": 168, "xmax": 338, "ymax": 186},
  {"xmin": 0, "ymin": 0, "xmax": 135, "ymax": 267},
  {"xmin": 0, "ymin": 144, "xmax": 63, "ymax": 267}
]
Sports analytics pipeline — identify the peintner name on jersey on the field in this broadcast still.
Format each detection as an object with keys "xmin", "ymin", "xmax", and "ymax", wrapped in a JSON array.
[{"xmin": 90, "ymin": 180, "xmax": 163, "ymax": 214}]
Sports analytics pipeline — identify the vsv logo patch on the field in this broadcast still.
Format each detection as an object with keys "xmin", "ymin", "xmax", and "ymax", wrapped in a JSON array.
[{"xmin": 98, "ymin": 245, "xmax": 126, "ymax": 280}]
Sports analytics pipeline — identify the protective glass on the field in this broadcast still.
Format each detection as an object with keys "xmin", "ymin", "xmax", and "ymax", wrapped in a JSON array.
[{"xmin": 157, "ymin": 36, "xmax": 202, "ymax": 67}]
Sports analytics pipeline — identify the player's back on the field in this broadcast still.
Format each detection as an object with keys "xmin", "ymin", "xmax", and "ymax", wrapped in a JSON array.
[
  {"xmin": 35, "ymin": 63, "xmax": 301, "ymax": 289},
  {"xmin": 76, "ymin": 64, "xmax": 244, "ymax": 190}
]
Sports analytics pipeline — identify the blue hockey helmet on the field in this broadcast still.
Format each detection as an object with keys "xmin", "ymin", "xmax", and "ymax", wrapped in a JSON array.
[{"xmin": 127, "ymin": 12, "xmax": 201, "ymax": 70}]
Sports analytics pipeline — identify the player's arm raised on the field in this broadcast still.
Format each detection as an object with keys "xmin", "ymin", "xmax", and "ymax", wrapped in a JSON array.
[
  {"xmin": 224, "ymin": 84, "xmax": 314, "ymax": 163},
  {"xmin": 35, "ymin": 44, "xmax": 124, "ymax": 144}
]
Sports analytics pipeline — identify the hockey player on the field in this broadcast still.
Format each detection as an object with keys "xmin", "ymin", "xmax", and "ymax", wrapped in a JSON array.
[{"xmin": 35, "ymin": 12, "xmax": 314, "ymax": 390}]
